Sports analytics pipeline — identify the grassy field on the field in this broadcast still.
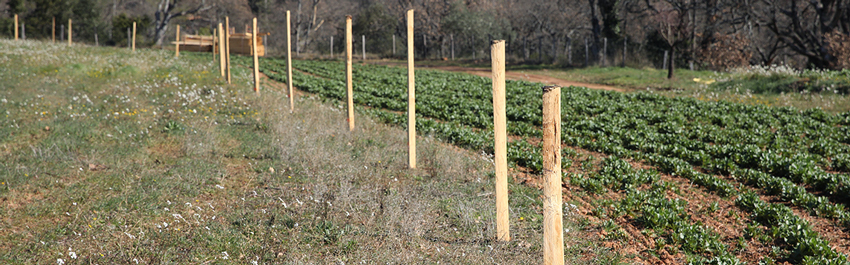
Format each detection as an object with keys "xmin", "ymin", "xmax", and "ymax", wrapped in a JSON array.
[
  {"xmin": 0, "ymin": 40, "xmax": 628, "ymax": 263},
  {"xmin": 520, "ymin": 66, "xmax": 850, "ymax": 113}
]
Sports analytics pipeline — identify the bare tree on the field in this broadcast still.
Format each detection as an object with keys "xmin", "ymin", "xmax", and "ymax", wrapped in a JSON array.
[
  {"xmin": 655, "ymin": 1, "xmax": 691, "ymax": 78},
  {"xmin": 152, "ymin": 0, "xmax": 212, "ymax": 45},
  {"xmin": 752, "ymin": 0, "xmax": 850, "ymax": 69}
]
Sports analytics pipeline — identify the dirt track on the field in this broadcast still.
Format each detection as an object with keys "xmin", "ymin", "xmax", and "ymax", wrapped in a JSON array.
[{"xmin": 420, "ymin": 65, "xmax": 624, "ymax": 92}]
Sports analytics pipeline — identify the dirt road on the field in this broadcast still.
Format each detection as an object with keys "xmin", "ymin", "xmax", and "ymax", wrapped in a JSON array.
[
  {"xmin": 420, "ymin": 65, "xmax": 624, "ymax": 92},
  {"xmin": 365, "ymin": 61, "xmax": 623, "ymax": 92}
]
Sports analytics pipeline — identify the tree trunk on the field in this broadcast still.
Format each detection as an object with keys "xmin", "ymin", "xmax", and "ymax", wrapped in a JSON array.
[
  {"xmin": 153, "ymin": 0, "xmax": 210, "ymax": 46},
  {"xmin": 303, "ymin": 0, "xmax": 322, "ymax": 53},
  {"xmin": 588, "ymin": 0, "xmax": 601, "ymax": 62},
  {"xmin": 295, "ymin": 0, "xmax": 303, "ymax": 54}
]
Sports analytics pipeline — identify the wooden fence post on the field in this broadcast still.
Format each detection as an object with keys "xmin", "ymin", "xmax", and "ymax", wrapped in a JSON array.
[
  {"xmin": 602, "ymin": 37, "xmax": 607, "ymax": 66},
  {"xmin": 542, "ymin": 85, "xmax": 564, "ymax": 265},
  {"xmin": 286, "ymin": 10, "xmax": 294, "ymax": 112},
  {"xmin": 132, "ymin": 22, "xmax": 136, "ymax": 52},
  {"xmin": 68, "ymin": 19, "xmax": 72, "ymax": 46},
  {"xmin": 212, "ymin": 28, "xmax": 216, "ymax": 61},
  {"xmin": 451, "ymin": 34, "xmax": 455, "ymax": 60},
  {"xmin": 218, "ymin": 23, "xmax": 226, "ymax": 77},
  {"xmin": 622, "ymin": 37, "xmax": 627, "ymax": 67},
  {"xmin": 21, "ymin": 22, "xmax": 25, "ymax": 40},
  {"xmin": 423, "ymin": 33, "xmax": 427, "ymax": 58},
  {"xmin": 362, "ymin": 35, "xmax": 366, "ymax": 60},
  {"xmin": 492, "ymin": 40, "xmax": 509, "ymax": 241},
  {"xmin": 407, "ymin": 9, "xmax": 416, "ymax": 169},
  {"xmin": 553, "ymin": 37, "xmax": 559, "ymax": 64},
  {"xmin": 175, "ymin": 25, "xmax": 180, "ymax": 57},
  {"xmin": 473, "ymin": 37, "xmax": 476, "ymax": 60},
  {"xmin": 523, "ymin": 38, "xmax": 528, "ymax": 60},
  {"xmin": 584, "ymin": 38, "xmax": 589, "ymax": 66},
  {"xmin": 346, "ymin": 16, "xmax": 354, "ymax": 131},
  {"xmin": 252, "ymin": 17, "xmax": 260, "ymax": 93},
  {"xmin": 330, "ymin": 36, "xmax": 334, "ymax": 58},
  {"xmin": 623, "ymin": 37, "xmax": 629, "ymax": 67},
  {"xmin": 52, "ymin": 17, "xmax": 55, "ymax": 43},
  {"xmin": 14, "ymin": 14, "xmax": 17, "ymax": 41},
  {"xmin": 225, "ymin": 17, "xmax": 232, "ymax": 84}
]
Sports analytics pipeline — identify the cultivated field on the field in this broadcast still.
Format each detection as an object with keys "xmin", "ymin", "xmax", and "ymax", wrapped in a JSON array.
[
  {"xmin": 241, "ymin": 56, "xmax": 850, "ymax": 264},
  {"xmin": 3, "ymin": 39, "xmax": 850, "ymax": 264},
  {"xmin": 0, "ymin": 40, "xmax": 618, "ymax": 264}
]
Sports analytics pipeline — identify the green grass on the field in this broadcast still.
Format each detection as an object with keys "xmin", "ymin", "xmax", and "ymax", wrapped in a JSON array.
[
  {"xmin": 0, "ymin": 40, "xmax": 625, "ymax": 263},
  {"xmin": 522, "ymin": 66, "xmax": 719, "ymax": 90},
  {"xmin": 517, "ymin": 66, "xmax": 850, "ymax": 113}
]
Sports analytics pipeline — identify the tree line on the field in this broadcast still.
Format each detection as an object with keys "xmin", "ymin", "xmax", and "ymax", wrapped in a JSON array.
[{"xmin": 2, "ymin": 0, "xmax": 848, "ymax": 72}]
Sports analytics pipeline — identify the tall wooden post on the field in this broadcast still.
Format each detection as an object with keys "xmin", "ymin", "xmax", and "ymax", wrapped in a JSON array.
[
  {"xmin": 52, "ymin": 17, "xmax": 55, "ymax": 42},
  {"xmin": 423, "ymin": 34, "xmax": 427, "ymax": 59},
  {"xmin": 602, "ymin": 37, "xmax": 607, "ymax": 66},
  {"xmin": 492, "ymin": 40, "xmax": 509, "ymax": 241},
  {"xmin": 623, "ymin": 37, "xmax": 627, "ymax": 67},
  {"xmin": 68, "ymin": 19, "xmax": 72, "ymax": 45},
  {"xmin": 362, "ymin": 35, "xmax": 366, "ymax": 60},
  {"xmin": 473, "ymin": 37, "xmax": 477, "ymax": 60},
  {"xmin": 175, "ymin": 25, "xmax": 180, "ymax": 57},
  {"xmin": 286, "ymin": 11, "xmax": 294, "ymax": 112},
  {"xmin": 584, "ymin": 38, "xmax": 589, "ymax": 66},
  {"xmin": 451, "ymin": 34, "xmax": 455, "ymax": 60},
  {"xmin": 213, "ymin": 28, "xmax": 216, "ymax": 61},
  {"xmin": 226, "ymin": 17, "xmax": 232, "ymax": 84},
  {"xmin": 407, "ymin": 9, "xmax": 416, "ymax": 169},
  {"xmin": 542, "ymin": 85, "xmax": 564, "ymax": 265},
  {"xmin": 132, "ymin": 22, "xmax": 136, "ymax": 52},
  {"xmin": 14, "ymin": 14, "xmax": 18, "ymax": 41},
  {"xmin": 330, "ymin": 36, "xmax": 334, "ymax": 57},
  {"xmin": 21, "ymin": 22, "xmax": 25, "ymax": 40},
  {"xmin": 252, "ymin": 17, "xmax": 260, "ymax": 93},
  {"xmin": 345, "ymin": 16, "xmax": 354, "ymax": 131},
  {"xmin": 218, "ymin": 23, "xmax": 226, "ymax": 77}
]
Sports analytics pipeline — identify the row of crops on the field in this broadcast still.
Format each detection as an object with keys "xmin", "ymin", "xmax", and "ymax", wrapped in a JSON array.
[{"xmin": 232, "ymin": 55, "xmax": 850, "ymax": 263}]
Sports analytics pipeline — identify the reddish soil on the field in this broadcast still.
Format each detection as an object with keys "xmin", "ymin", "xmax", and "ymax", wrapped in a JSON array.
[
  {"xmin": 422, "ymin": 65, "xmax": 625, "ymax": 92},
  {"xmin": 510, "ymin": 144, "xmax": 779, "ymax": 264},
  {"xmin": 366, "ymin": 61, "xmax": 623, "ymax": 92}
]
